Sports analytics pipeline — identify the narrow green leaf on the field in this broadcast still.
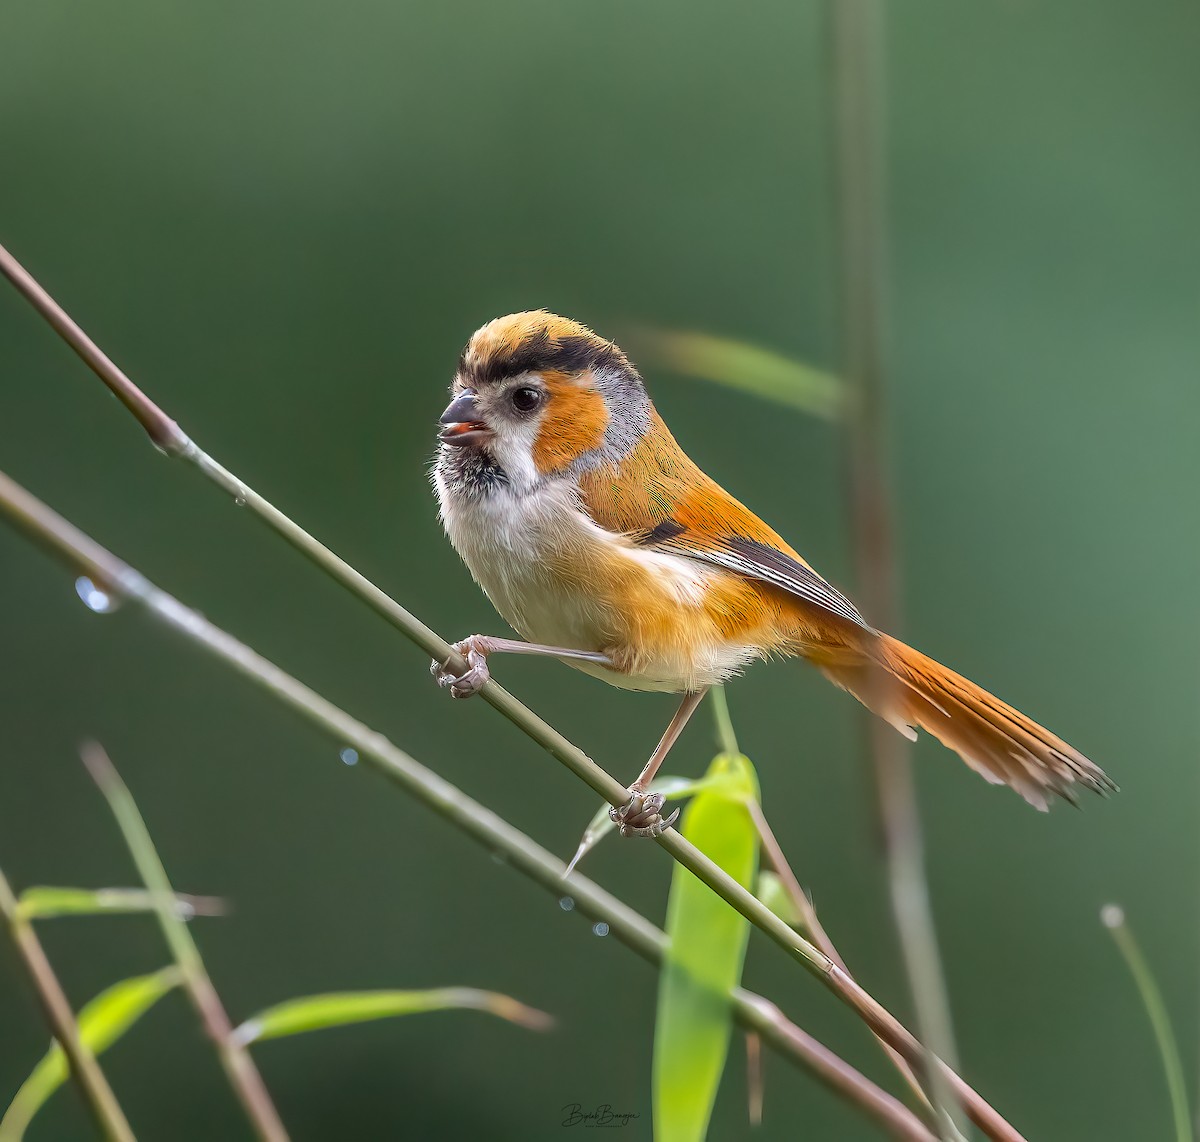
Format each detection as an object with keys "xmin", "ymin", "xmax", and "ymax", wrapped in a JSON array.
[
  {"xmin": 15, "ymin": 886, "xmax": 219, "ymax": 922},
  {"xmin": 636, "ymin": 329, "xmax": 844, "ymax": 419},
  {"xmin": 0, "ymin": 967, "xmax": 182, "ymax": 1141},
  {"xmin": 565, "ymin": 775, "xmax": 717, "ymax": 876},
  {"xmin": 234, "ymin": 987, "xmax": 553, "ymax": 1046},
  {"xmin": 654, "ymin": 753, "xmax": 759, "ymax": 1142}
]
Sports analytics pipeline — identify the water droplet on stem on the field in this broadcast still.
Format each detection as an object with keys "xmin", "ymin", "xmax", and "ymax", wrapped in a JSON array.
[{"xmin": 74, "ymin": 576, "xmax": 119, "ymax": 614}]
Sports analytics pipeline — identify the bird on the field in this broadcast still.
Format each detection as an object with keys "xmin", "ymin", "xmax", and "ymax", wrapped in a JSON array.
[{"xmin": 431, "ymin": 310, "xmax": 1113, "ymax": 836}]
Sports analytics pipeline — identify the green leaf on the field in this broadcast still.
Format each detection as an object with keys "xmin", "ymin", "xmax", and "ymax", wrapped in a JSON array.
[
  {"xmin": 654, "ymin": 753, "xmax": 759, "ymax": 1142},
  {"xmin": 234, "ymin": 987, "xmax": 553, "ymax": 1046},
  {"xmin": 14, "ymin": 886, "xmax": 218, "ymax": 921},
  {"xmin": 564, "ymin": 775, "xmax": 717, "ymax": 876},
  {"xmin": 0, "ymin": 966, "xmax": 182, "ymax": 1141},
  {"xmin": 636, "ymin": 329, "xmax": 844, "ymax": 419},
  {"xmin": 755, "ymin": 871, "xmax": 803, "ymax": 927}
]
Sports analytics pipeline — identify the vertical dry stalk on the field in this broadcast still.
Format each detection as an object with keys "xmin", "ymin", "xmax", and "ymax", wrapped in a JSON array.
[
  {"xmin": 829, "ymin": 1, "xmax": 967, "ymax": 1137},
  {"xmin": 0, "ymin": 867, "xmax": 136, "ymax": 1142}
]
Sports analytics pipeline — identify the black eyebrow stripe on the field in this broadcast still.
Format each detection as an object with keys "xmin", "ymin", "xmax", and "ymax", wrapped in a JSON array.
[{"xmin": 464, "ymin": 331, "xmax": 628, "ymax": 387}]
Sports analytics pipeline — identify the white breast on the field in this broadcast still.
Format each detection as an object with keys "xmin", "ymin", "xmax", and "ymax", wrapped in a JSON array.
[{"xmin": 434, "ymin": 468, "xmax": 760, "ymax": 693}]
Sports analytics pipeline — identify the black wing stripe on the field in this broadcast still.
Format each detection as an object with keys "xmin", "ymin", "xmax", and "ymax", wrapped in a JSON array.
[
  {"xmin": 671, "ymin": 535, "xmax": 871, "ymax": 630},
  {"xmin": 635, "ymin": 519, "xmax": 689, "ymax": 546},
  {"xmin": 627, "ymin": 517, "xmax": 871, "ymax": 631}
]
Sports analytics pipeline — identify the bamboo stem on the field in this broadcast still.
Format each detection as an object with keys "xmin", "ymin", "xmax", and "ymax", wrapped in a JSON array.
[
  {"xmin": 0, "ymin": 464, "xmax": 1018, "ymax": 1142},
  {"xmin": 0, "ymin": 239, "xmax": 1024, "ymax": 1140},
  {"xmin": 0, "ymin": 494, "xmax": 933, "ymax": 1142},
  {"xmin": 750, "ymin": 801, "xmax": 935, "ymax": 1124},
  {"xmin": 0, "ymin": 867, "xmax": 136, "ymax": 1142}
]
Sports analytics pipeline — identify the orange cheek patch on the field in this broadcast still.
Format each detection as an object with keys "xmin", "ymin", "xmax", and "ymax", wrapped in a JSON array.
[{"xmin": 531, "ymin": 373, "xmax": 609, "ymax": 474}]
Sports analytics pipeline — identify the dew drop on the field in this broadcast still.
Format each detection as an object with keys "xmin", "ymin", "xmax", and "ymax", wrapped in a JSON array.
[
  {"xmin": 75, "ymin": 576, "xmax": 119, "ymax": 614},
  {"xmin": 558, "ymin": 896, "xmax": 575, "ymax": 912},
  {"xmin": 1101, "ymin": 903, "xmax": 1125, "ymax": 929},
  {"xmin": 176, "ymin": 901, "xmax": 196, "ymax": 921},
  {"xmin": 591, "ymin": 921, "xmax": 609, "ymax": 938},
  {"xmin": 339, "ymin": 747, "xmax": 359, "ymax": 766}
]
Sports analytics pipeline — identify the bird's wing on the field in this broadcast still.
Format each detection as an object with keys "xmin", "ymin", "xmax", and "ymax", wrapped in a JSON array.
[
  {"xmin": 577, "ymin": 412, "xmax": 871, "ymax": 632},
  {"xmin": 655, "ymin": 532, "xmax": 871, "ymax": 630}
]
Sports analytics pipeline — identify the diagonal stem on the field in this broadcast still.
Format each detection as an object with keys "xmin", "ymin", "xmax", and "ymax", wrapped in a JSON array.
[
  {"xmin": 0, "ymin": 486, "xmax": 931, "ymax": 1141},
  {"xmin": 0, "ymin": 465, "xmax": 1017, "ymax": 1142},
  {"xmin": 0, "ymin": 241, "xmax": 1025, "ymax": 1142},
  {"xmin": 750, "ymin": 801, "xmax": 935, "ymax": 1124},
  {"xmin": 79, "ymin": 742, "xmax": 289, "ymax": 1142},
  {"xmin": 0, "ymin": 867, "xmax": 136, "ymax": 1142}
]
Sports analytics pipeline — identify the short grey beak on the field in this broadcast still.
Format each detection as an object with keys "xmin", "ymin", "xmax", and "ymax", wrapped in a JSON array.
[
  {"xmin": 440, "ymin": 391, "xmax": 480, "ymax": 425},
  {"xmin": 438, "ymin": 389, "xmax": 491, "ymax": 448}
]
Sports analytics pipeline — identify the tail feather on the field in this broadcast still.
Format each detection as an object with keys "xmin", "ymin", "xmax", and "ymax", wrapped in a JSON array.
[{"xmin": 815, "ymin": 634, "xmax": 1114, "ymax": 811}]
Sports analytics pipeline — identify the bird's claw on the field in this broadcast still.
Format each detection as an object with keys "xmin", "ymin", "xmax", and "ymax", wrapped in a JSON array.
[
  {"xmin": 609, "ymin": 789, "xmax": 679, "ymax": 838},
  {"xmin": 431, "ymin": 636, "xmax": 492, "ymax": 699}
]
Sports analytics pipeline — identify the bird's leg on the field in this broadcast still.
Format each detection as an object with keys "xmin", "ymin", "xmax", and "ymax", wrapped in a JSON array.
[
  {"xmin": 431, "ymin": 635, "xmax": 613, "ymax": 699},
  {"xmin": 610, "ymin": 687, "xmax": 710, "ymax": 839}
]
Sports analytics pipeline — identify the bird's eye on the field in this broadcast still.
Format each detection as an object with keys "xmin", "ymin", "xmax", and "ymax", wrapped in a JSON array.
[{"xmin": 511, "ymin": 386, "xmax": 542, "ymax": 413}]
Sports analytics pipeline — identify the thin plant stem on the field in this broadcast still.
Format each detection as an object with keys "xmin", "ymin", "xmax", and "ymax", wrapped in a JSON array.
[
  {"xmin": 78, "ymin": 742, "xmax": 289, "ymax": 1142},
  {"xmin": 750, "ymin": 801, "xmax": 935, "ymax": 1124},
  {"xmin": 0, "ymin": 245, "xmax": 1027, "ymax": 1142},
  {"xmin": 0, "ymin": 467, "xmax": 1016, "ymax": 1142},
  {"xmin": 828, "ymin": 2, "xmax": 966, "ymax": 1137},
  {"xmin": 710, "ymin": 686, "xmax": 740, "ymax": 755},
  {"xmin": 745, "ymin": 1029, "xmax": 763, "ymax": 1127},
  {"xmin": 0, "ymin": 867, "xmax": 135, "ymax": 1142},
  {"xmin": 1102, "ymin": 905, "xmax": 1192, "ymax": 1142}
]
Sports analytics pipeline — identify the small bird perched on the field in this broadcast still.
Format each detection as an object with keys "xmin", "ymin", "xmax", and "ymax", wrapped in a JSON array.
[{"xmin": 432, "ymin": 311, "xmax": 1113, "ymax": 835}]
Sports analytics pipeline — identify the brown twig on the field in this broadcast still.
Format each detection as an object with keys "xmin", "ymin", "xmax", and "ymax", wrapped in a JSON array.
[
  {"xmin": 79, "ymin": 742, "xmax": 289, "ymax": 1142},
  {"xmin": 0, "ymin": 483, "xmax": 932, "ymax": 1142},
  {"xmin": 750, "ymin": 800, "xmax": 934, "ymax": 1124},
  {"xmin": 0, "ymin": 466, "xmax": 1017, "ymax": 1141},
  {"xmin": 829, "ymin": 1, "xmax": 966, "ymax": 1137},
  {"xmin": 0, "ymin": 867, "xmax": 136, "ymax": 1142}
]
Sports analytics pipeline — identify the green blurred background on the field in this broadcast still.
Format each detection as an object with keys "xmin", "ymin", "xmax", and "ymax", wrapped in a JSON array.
[{"xmin": 1, "ymin": 1, "xmax": 1197, "ymax": 1138}]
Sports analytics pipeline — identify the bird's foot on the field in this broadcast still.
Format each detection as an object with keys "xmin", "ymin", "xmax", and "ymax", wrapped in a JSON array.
[
  {"xmin": 609, "ymin": 787, "xmax": 679, "ymax": 838},
  {"xmin": 431, "ymin": 635, "xmax": 492, "ymax": 699}
]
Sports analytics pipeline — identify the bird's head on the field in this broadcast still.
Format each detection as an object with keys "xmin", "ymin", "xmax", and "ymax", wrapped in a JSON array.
[{"xmin": 438, "ymin": 311, "xmax": 651, "ymax": 491}]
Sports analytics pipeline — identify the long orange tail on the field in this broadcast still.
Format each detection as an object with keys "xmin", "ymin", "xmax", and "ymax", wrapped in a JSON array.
[{"xmin": 815, "ymin": 634, "xmax": 1114, "ymax": 810}]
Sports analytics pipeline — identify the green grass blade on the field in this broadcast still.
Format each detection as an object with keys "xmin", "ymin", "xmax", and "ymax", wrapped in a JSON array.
[
  {"xmin": 0, "ymin": 966, "xmax": 181, "ymax": 1141},
  {"xmin": 654, "ymin": 753, "xmax": 759, "ymax": 1142},
  {"xmin": 636, "ymin": 329, "xmax": 844, "ymax": 419},
  {"xmin": 709, "ymin": 687, "xmax": 739, "ymax": 756},
  {"xmin": 233, "ymin": 987, "xmax": 553, "ymax": 1046},
  {"xmin": 15, "ymin": 886, "xmax": 218, "ymax": 921},
  {"xmin": 1102, "ymin": 905, "xmax": 1192, "ymax": 1142}
]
